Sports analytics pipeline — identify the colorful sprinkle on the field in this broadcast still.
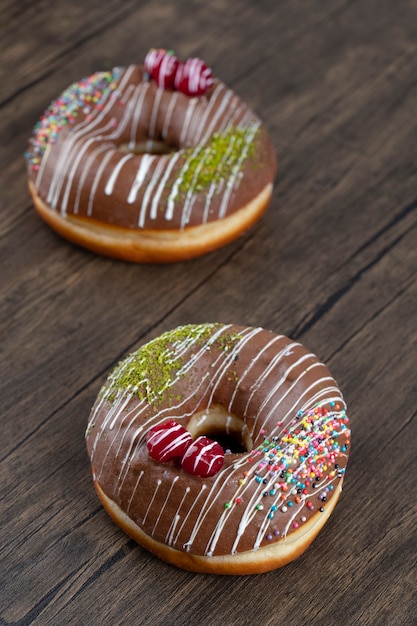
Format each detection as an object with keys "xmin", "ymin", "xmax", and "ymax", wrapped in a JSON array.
[{"xmin": 26, "ymin": 68, "xmax": 123, "ymax": 168}]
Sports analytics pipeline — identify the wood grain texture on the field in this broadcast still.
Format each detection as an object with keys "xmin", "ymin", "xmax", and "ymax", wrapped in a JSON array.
[{"xmin": 1, "ymin": 0, "xmax": 416, "ymax": 624}]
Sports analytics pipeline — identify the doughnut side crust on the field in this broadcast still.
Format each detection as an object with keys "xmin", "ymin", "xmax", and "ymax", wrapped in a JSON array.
[
  {"xmin": 94, "ymin": 479, "xmax": 344, "ymax": 575},
  {"xmin": 29, "ymin": 180, "xmax": 272, "ymax": 262}
]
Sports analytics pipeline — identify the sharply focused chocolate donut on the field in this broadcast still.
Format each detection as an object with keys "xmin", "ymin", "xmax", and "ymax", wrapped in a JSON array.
[
  {"xmin": 86, "ymin": 324, "xmax": 350, "ymax": 574},
  {"xmin": 25, "ymin": 50, "xmax": 276, "ymax": 262}
]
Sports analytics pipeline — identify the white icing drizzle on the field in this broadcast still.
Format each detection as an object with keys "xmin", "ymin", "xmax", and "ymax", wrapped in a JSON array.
[
  {"xmin": 120, "ymin": 82, "xmax": 135, "ymax": 106},
  {"xmin": 204, "ymin": 142, "xmax": 236, "ymax": 223},
  {"xmin": 74, "ymin": 143, "xmax": 114, "ymax": 213},
  {"xmin": 105, "ymin": 153, "xmax": 134, "ymax": 196},
  {"xmin": 127, "ymin": 154, "xmax": 156, "ymax": 205},
  {"xmin": 204, "ymin": 327, "xmax": 263, "ymax": 408},
  {"xmin": 183, "ymin": 467, "xmax": 232, "ymax": 552},
  {"xmin": 142, "ymin": 479, "xmax": 162, "ymax": 525},
  {"xmin": 242, "ymin": 341, "xmax": 301, "ymax": 417},
  {"xmin": 179, "ymin": 97, "xmax": 198, "ymax": 145},
  {"xmin": 201, "ymin": 177, "xmax": 218, "ymax": 224},
  {"xmin": 148, "ymin": 86, "xmax": 163, "ymax": 139},
  {"xmin": 193, "ymin": 83, "xmax": 225, "ymax": 141},
  {"xmin": 179, "ymin": 158, "xmax": 207, "ymax": 227},
  {"xmin": 150, "ymin": 153, "xmax": 182, "ymax": 221},
  {"xmin": 164, "ymin": 146, "xmax": 200, "ymax": 221},
  {"xmin": 217, "ymin": 121, "xmax": 260, "ymax": 219},
  {"xmin": 127, "ymin": 470, "xmax": 144, "ymax": 515},
  {"xmin": 199, "ymin": 89, "xmax": 234, "ymax": 144},
  {"xmin": 117, "ymin": 425, "xmax": 146, "ymax": 482},
  {"xmin": 227, "ymin": 334, "xmax": 284, "ymax": 412},
  {"xmin": 34, "ymin": 141, "xmax": 51, "ymax": 187},
  {"xmin": 254, "ymin": 353, "xmax": 316, "ymax": 417},
  {"xmin": 176, "ymin": 484, "xmax": 208, "ymax": 549},
  {"xmin": 161, "ymin": 91, "xmax": 179, "ymax": 140},
  {"xmin": 87, "ymin": 149, "xmax": 117, "ymax": 216},
  {"xmin": 192, "ymin": 130, "xmax": 239, "ymax": 226},
  {"xmin": 128, "ymin": 82, "xmax": 150, "ymax": 150},
  {"xmin": 261, "ymin": 378, "xmax": 342, "ymax": 438},
  {"xmin": 216, "ymin": 97, "xmax": 244, "ymax": 135},
  {"xmin": 166, "ymin": 486, "xmax": 190, "ymax": 546},
  {"xmin": 151, "ymin": 476, "xmax": 179, "ymax": 536}
]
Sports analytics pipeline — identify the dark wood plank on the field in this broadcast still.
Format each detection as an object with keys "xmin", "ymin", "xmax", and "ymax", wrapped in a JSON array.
[
  {"xmin": 1, "ymin": 0, "xmax": 416, "ymax": 624},
  {"xmin": 0, "ymin": 0, "xmax": 149, "ymax": 106}
]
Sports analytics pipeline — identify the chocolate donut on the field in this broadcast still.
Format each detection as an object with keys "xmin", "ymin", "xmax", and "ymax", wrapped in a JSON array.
[
  {"xmin": 26, "ymin": 51, "xmax": 276, "ymax": 262},
  {"xmin": 86, "ymin": 324, "xmax": 350, "ymax": 574}
]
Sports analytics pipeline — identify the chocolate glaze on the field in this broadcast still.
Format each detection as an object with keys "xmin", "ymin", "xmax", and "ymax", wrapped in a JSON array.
[
  {"xmin": 27, "ymin": 66, "xmax": 276, "ymax": 230},
  {"xmin": 86, "ymin": 324, "xmax": 350, "ymax": 558}
]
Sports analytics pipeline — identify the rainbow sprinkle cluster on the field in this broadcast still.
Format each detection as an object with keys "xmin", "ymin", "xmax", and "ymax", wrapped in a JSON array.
[
  {"xmin": 25, "ymin": 68, "xmax": 123, "ymax": 171},
  {"xmin": 252, "ymin": 404, "xmax": 350, "ymax": 483},
  {"xmin": 225, "ymin": 404, "xmax": 350, "ymax": 537}
]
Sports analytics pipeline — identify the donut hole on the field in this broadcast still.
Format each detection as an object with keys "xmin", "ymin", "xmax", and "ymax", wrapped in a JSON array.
[
  {"xmin": 208, "ymin": 432, "xmax": 247, "ymax": 454},
  {"xmin": 119, "ymin": 139, "xmax": 177, "ymax": 155},
  {"xmin": 187, "ymin": 405, "xmax": 253, "ymax": 454}
]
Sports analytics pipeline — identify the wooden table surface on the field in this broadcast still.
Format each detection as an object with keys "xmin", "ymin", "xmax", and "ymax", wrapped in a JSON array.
[{"xmin": 1, "ymin": 1, "xmax": 416, "ymax": 624}]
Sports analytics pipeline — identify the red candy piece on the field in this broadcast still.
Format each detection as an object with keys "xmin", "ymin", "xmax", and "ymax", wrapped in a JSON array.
[
  {"xmin": 174, "ymin": 57, "xmax": 214, "ymax": 96},
  {"xmin": 181, "ymin": 436, "xmax": 224, "ymax": 477},
  {"xmin": 146, "ymin": 419, "xmax": 192, "ymax": 462},
  {"xmin": 144, "ymin": 48, "xmax": 179, "ymax": 90},
  {"xmin": 144, "ymin": 48, "xmax": 162, "ymax": 74},
  {"xmin": 144, "ymin": 49, "xmax": 214, "ymax": 96}
]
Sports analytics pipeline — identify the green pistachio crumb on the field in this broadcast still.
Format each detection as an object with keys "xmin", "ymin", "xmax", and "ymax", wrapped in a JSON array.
[
  {"xmin": 177, "ymin": 126, "xmax": 259, "ymax": 195},
  {"xmin": 107, "ymin": 324, "xmax": 220, "ymax": 405},
  {"xmin": 105, "ymin": 323, "xmax": 244, "ymax": 406}
]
